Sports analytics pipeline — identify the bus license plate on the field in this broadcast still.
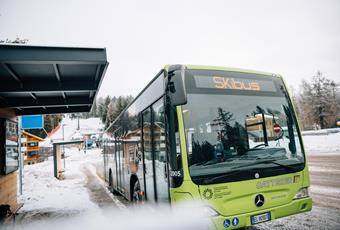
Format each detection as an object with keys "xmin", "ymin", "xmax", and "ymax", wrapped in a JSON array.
[{"xmin": 251, "ymin": 212, "xmax": 271, "ymax": 225}]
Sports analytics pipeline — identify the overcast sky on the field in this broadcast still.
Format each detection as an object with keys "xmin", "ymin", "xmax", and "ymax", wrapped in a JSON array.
[{"xmin": 1, "ymin": 0, "xmax": 339, "ymax": 97}]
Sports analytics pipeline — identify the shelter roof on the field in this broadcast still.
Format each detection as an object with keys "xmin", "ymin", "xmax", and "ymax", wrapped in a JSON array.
[{"xmin": 0, "ymin": 44, "xmax": 109, "ymax": 115}]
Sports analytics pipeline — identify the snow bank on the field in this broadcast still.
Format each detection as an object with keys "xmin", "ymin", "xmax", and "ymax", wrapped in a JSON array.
[
  {"xmin": 19, "ymin": 148, "xmax": 102, "ymax": 218},
  {"xmin": 303, "ymin": 131, "xmax": 340, "ymax": 154},
  {"xmin": 302, "ymin": 128, "xmax": 340, "ymax": 136},
  {"xmin": 15, "ymin": 203, "xmax": 209, "ymax": 230},
  {"xmin": 16, "ymin": 147, "xmax": 209, "ymax": 230}
]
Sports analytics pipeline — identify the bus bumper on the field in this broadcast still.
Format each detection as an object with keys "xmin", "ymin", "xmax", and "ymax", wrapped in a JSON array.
[{"xmin": 210, "ymin": 197, "xmax": 312, "ymax": 229}]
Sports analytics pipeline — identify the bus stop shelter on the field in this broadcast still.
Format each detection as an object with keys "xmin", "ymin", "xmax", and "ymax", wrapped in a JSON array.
[
  {"xmin": 53, "ymin": 140, "xmax": 84, "ymax": 179},
  {"xmin": 0, "ymin": 44, "xmax": 109, "ymax": 212},
  {"xmin": 0, "ymin": 45, "xmax": 108, "ymax": 114}
]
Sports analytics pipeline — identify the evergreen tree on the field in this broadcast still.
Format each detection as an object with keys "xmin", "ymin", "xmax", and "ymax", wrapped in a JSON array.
[
  {"xmin": 98, "ymin": 96, "xmax": 111, "ymax": 124},
  {"xmin": 105, "ymin": 95, "xmax": 133, "ymax": 129},
  {"xmin": 89, "ymin": 99, "xmax": 98, "ymax": 117}
]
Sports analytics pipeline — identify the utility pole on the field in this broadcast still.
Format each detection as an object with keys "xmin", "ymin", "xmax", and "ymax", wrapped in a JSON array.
[
  {"xmin": 62, "ymin": 124, "xmax": 66, "ymax": 169},
  {"xmin": 18, "ymin": 117, "xmax": 23, "ymax": 195},
  {"xmin": 77, "ymin": 116, "xmax": 80, "ymax": 130}
]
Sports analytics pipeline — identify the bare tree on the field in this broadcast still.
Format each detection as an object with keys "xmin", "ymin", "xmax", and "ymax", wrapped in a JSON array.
[{"xmin": 297, "ymin": 71, "xmax": 339, "ymax": 129}]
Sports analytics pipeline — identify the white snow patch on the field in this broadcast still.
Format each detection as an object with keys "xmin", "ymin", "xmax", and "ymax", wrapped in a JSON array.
[
  {"xmin": 19, "ymin": 148, "xmax": 103, "ymax": 215},
  {"xmin": 302, "ymin": 131, "xmax": 340, "ymax": 155},
  {"xmin": 309, "ymin": 166, "xmax": 340, "ymax": 174},
  {"xmin": 310, "ymin": 185, "xmax": 340, "ymax": 197},
  {"xmin": 15, "ymin": 147, "xmax": 209, "ymax": 230},
  {"xmin": 14, "ymin": 204, "xmax": 209, "ymax": 230}
]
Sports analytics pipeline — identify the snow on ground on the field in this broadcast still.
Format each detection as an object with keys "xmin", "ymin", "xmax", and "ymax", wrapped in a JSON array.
[
  {"xmin": 18, "ymin": 148, "xmax": 104, "ymax": 222},
  {"xmin": 13, "ymin": 147, "xmax": 208, "ymax": 230},
  {"xmin": 302, "ymin": 131, "xmax": 340, "ymax": 155},
  {"xmin": 310, "ymin": 185, "xmax": 340, "ymax": 198}
]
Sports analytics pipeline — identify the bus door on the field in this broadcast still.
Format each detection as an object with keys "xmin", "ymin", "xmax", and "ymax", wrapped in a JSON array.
[
  {"xmin": 142, "ymin": 98, "xmax": 170, "ymax": 203},
  {"xmin": 116, "ymin": 141, "xmax": 122, "ymax": 191},
  {"xmin": 152, "ymin": 98, "xmax": 169, "ymax": 202},
  {"xmin": 114, "ymin": 140, "xmax": 118, "ymax": 190},
  {"xmin": 117, "ymin": 141, "xmax": 125, "ymax": 193},
  {"xmin": 120, "ymin": 142, "xmax": 126, "ymax": 194},
  {"xmin": 142, "ymin": 108, "xmax": 156, "ymax": 202}
]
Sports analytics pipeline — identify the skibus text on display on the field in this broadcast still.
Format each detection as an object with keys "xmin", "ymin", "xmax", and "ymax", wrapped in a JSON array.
[{"xmin": 102, "ymin": 65, "xmax": 312, "ymax": 229}]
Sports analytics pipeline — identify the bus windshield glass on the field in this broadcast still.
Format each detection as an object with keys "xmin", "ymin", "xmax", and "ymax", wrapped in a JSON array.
[{"xmin": 182, "ymin": 70, "xmax": 305, "ymax": 184}]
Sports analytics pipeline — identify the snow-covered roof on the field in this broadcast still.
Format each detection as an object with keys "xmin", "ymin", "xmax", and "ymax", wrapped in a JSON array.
[{"xmin": 41, "ymin": 117, "xmax": 103, "ymax": 147}]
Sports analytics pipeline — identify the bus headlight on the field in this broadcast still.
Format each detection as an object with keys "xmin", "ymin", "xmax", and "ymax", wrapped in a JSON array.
[
  {"xmin": 203, "ymin": 206, "xmax": 219, "ymax": 217},
  {"xmin": 294, "ymin": 187, "xmax": 309, "ymax": 199}
]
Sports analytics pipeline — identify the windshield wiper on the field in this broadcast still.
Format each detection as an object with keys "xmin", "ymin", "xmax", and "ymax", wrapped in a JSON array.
[
  {"xmin": 232, "ymin": 158, "xmax": 297, "ymax": 172},
  {"xmin": 264, "ymin": 160, "xmax": 297, "ymax": 172}
]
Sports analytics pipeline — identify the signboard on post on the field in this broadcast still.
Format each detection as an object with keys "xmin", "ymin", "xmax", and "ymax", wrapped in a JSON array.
[{"xmin": 21, "ymin": 115, "xmax": 44, "ymax": 129}]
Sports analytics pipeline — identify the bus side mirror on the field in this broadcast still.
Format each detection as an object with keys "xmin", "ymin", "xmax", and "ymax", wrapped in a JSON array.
[{"xmin": 167, "ymin": 65, "xmax": 187, "ymax": 106}]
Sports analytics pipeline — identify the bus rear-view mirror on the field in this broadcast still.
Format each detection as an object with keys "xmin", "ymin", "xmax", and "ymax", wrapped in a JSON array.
[{"xmin": 167, "ymin": 65, "xmax": 187, "ymax": 106}]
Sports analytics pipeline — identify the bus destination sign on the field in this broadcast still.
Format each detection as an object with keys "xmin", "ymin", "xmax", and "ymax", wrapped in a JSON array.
[{"xmin": 193, "ymin": 75, "xmax": 277, "ymax": 92}]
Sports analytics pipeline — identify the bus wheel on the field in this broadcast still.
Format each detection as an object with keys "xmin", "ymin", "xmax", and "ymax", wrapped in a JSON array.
[{"xmin": 132, "ymin": 181, "xmax": 142, "ymax": 204}]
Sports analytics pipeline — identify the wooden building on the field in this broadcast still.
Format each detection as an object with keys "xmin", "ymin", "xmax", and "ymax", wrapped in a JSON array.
[
  {"xmin": 0, "ymin": 109, "xmax": 19, "ymax": 208},
  {"xmin": 21, "ymin": 131, "xmax": 44, "ymax": 165}
]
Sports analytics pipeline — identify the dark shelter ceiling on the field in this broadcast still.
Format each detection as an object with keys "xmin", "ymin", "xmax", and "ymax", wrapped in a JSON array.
[{"xmin": 0, "ymin": 45, "xmax": 108, "ymax": 115}]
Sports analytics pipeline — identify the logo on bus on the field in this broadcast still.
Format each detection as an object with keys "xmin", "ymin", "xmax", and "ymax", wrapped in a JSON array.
[
  {"xmin": 255, "ymin": 194, "xmax": 265, "ymax": 207},
  {"xmin": 213, "ymin": 76, "xmax": 261, "ymax": 91},
  {"xmin": 203, "ymin": 188, "xmax": 213, "ymax": 200}
]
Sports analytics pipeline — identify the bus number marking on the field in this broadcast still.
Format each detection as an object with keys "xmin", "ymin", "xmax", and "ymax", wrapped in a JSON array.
[{"xmin": 170, "ymin": 170, "xmax": 182, "ymax": 177}]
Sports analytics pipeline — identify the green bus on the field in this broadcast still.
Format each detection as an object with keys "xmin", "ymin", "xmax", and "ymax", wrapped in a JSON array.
[{"xmin": 103, "ymin": 65, "xmax": 312, "ymax": 229}]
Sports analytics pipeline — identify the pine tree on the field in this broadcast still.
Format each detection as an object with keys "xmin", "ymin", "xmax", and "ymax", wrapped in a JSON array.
[
  {"xmin": 105, "ymin": 96, "xmax": 133, "ymax": 129},
  {"xmin": 89, "ymin": 99, "xmax": 98, "ymax": 117},
  {"xmin": 98, "ymin": 96, "xmax": 111, "ymax": 124}
]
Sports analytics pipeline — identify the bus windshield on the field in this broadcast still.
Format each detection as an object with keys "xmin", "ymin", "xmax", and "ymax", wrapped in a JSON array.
[{"xmin": 182, "ymin": 70, "xmax": 305, "ymax": 184}]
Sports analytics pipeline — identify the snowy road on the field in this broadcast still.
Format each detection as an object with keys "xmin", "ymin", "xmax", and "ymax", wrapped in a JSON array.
[
  {"xmin": 81, "ymin": 164, "xmax": 118, "ymax": 209},
  {"xmin": 308, "ymin": 155, "xmax": 340, "ymax": 209},
  {"xmin": 80, "ymin": 162, "xmax": 129, "ymax": 210},
  {"xmin": 11, "ymin": 148, "xmax": 121, "ymax": 227}
]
